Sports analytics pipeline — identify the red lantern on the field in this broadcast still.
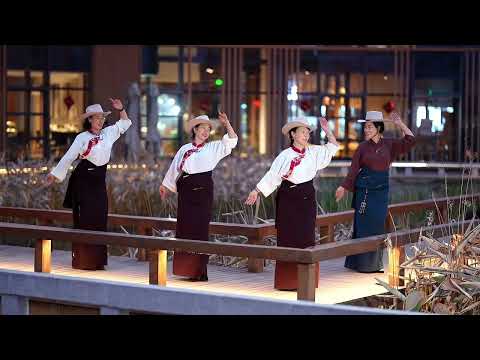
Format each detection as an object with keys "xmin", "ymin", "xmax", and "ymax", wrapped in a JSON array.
[
  {"xmin": 252, "ymin": 99, "xmax": 261, "ymax": 108},
  {"xmin": 383, "ymin": 100, "xmax": 395, "ymax": 113},
  {"xmin": 300, "ymin": 100, "xmax": 312, "ymax": 112},
  {"xmin": 64, "ymin": 95, "xmax": 74, "ymax": 110}
]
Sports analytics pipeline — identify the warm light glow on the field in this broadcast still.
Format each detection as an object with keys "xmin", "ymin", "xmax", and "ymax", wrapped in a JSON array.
[
  {"xmin": 206, "ymin": 67, "xmax": 214, "ymax": 74},
  {"xmin": 391, "ymin": 162, "xmax": 427, "ymax": 168},
  {"xmin": 347, "ymin": 142, "xmax": 359, "ymax": 151}
]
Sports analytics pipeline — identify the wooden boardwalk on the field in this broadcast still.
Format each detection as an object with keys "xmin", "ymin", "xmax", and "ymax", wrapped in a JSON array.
[{"xmin": 0, "ymin": 244, "xmax": 389, "ymax": 304}]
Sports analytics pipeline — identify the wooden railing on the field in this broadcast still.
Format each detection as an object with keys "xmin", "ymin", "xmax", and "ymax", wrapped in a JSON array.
[
  {"xmin": 0, "ymin": 220, "xmax": 474, "ymax": 302},
  {"xmin": 0, "ymin": 193, "xmax": 478, "ymax": 273}
]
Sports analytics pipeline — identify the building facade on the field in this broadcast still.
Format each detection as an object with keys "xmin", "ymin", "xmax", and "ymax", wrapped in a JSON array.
[{"xmin": 1, "ymin": 45, "xmax": 479, "ymax": 162}]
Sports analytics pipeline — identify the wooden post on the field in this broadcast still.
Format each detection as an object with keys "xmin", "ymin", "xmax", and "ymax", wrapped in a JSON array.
[
  {"xmin": 318, "ymin": 224, "xmax": 334, "ymax": 244},
  {"xmin": 149, "ymin": 249, "xmax": 167, "ymax": 286},
  {"xmin": 34, "ymin": 239, "xmax": 51, "ymax": 273},
  {"xmin": 297, "ymin": 263, "xmax": 316, "ymax": 301},
  {"xmin": 388, "ymin": 245, "xmax": 405, "ymax": 287},
  {"xmin": 328, "ymin": 224, "xmax": 334, "ymax": 242},
  {"xmin": 35, "ymin": 219, "xmax": 53, "ymax": 273},
  {"xmin": 247, "ymin": 234, "xmax": 264, "ymax": 273}
]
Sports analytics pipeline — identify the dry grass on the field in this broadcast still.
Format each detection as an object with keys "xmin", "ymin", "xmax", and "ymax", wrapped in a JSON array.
[{"xmin": 376, "ymin": 157, "xmax": 480, "ymax": 314}]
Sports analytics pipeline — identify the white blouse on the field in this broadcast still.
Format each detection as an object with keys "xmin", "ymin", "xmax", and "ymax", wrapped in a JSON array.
[
  {"xmin": 162, "ymin": 134, "xmax": 238, "ymax": 193},
  {"xmin": 50, "ymin": 118, "xmax": 132, "ymax": 182},
  {"xmin": 256, "ymin": 142, "xmax": 339, "ymax": 197}
]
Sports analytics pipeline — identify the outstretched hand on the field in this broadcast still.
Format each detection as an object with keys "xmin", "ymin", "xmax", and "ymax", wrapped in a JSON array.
[
  {"xmin": 319, "ymin": 117, "xmax": 330, "ymax": 133},
  {"xmin": 109, "ymin": 98, "xmax": 124, "ymax": 111},
  {"xmin": 390, "ymin": 111, "xmax": 403, "ymax": 126},
  {"xmin": 218, "ymin": 112, "xmax": 230, "ymax": 127}
]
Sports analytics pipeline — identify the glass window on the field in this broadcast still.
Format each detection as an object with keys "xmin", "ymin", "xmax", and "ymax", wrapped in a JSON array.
[
  {"xmin": 50, "ymin": 72, "xmax": 86, "ymax": 134},
  {"xmin": 28, "ymin": 139, "xmax": 44, "ymax": 159},
  {"xmin": 7, "ymin": 91, "xmax": 26, "ymax": 112},
  {"xmin": 414, "ymin": 52, "xmax": 461, "ymax": 95},
  {"xmin": 367, "ymin": 73, "xmax": 394, "ymax": 94},
  {"xmin": 349, "ymin": 73, "xmax": 364, "ymax": 94},
  {"xmin": 158, "ymin": 46, "xmax": 179, "ymax": 57},
  {"xmin": 30, "ymin": 91, "xmax": 43, "ymax": 113},
  {"xmin": 30, "ymin": 115, "xmax": 44, "ymax": 137},
  {"xmin": 31, "ymin": 71, "xmax": 44, "ymax": 87},
  {"xmin": 7, "ymin": 70, "xmax": 26, "ymax": 86},
  {"xmin": 6, "ymin": 115, "xmax": 24, "ymax": 138}
]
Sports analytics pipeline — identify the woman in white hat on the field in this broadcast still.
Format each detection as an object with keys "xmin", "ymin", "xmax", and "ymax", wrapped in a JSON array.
[
  {"xmin": 335, "ymin": 111, "xmax": 415, "ymax": 273},
  {"xmin": 245, "ymin": 117, "xmax": 339, "ymax": 290},
  {"xmin": 159, "ymin": 112, "xmax": 238, "ymax": 281},
  {"xmin": 45, "ymin": 99, "xmax": 132, "ymax": 270}
]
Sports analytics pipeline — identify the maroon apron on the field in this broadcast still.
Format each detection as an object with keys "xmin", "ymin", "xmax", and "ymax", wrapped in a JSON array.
[
  {"xmin": 64, "ymin": 159, "xmax": 108, "ymax": 270},
  {"xmin": 274, "ymin": 179, "xmax": 319, "ymax": 290},
  {"xmin": 173, "ymin": 171, "xmax": 213, "ymax": 278}
]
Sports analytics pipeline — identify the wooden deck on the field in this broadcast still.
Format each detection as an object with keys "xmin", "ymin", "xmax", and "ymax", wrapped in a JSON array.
[{"xmin": 0, "ymin": 244, "xmax": 389, "ymax": 304}]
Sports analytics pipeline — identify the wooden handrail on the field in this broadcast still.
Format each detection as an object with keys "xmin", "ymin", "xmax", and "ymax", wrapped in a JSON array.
[
  {"xmin": 0, "ymin": 217, "xmax": 473, "ymax": 302},
  {"xmin": 0, "ymin": 222, "xmax": 313, "ymax": 263},
  {"xmin": 0, "ymin": 193, "xmax": 477, "ymax": 277}
]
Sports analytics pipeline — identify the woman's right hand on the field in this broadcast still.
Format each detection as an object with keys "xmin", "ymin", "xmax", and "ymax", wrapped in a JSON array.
[
  {"xmin": 245, "ymin": 189, "xmax": 259, "ymax": 206},
  {"xmin": 159, "ymin": 185, "xmax": 169, "ymax": 201},
  {"xmin": 44, "ymin": 174, "xmax": 56, "ymax": 186},
  {"xmin": 335, "ymin": 186, "xmax": 346, "ymax": 202}
]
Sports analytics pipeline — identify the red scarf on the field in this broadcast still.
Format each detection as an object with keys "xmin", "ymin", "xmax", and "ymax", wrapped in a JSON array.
[
  {"xmin": 282, "ymin": 145, "xmax": 306, "ymax": 180},
  {"xmin": 178, "ymin": 142, "xmax": 205, "ymax": 171},
  {"xmin": 80, "ymin": 133, "xmax": 101, "ymax": 158}
]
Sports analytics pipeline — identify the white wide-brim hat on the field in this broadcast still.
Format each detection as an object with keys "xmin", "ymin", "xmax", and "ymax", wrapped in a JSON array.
[
  {"xmin": 80, "ymin": 104, "xmax": 112, "ymax": 120},
  {"xmin": 357, "ymin": 111, "xmax": 392, "ymax": 123},
  {"xmin": 281, "ymin": 117, "xmax": 316, "ymax": 135},
  {"xmin": 185, "ymin": 115, "xmax": 217, "ymax": 133}
]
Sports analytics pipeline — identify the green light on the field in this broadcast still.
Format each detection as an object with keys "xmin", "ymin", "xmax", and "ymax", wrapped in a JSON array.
[{"xmin": 215, "ymin": 79, "xmax": 224, "ymax": 86}]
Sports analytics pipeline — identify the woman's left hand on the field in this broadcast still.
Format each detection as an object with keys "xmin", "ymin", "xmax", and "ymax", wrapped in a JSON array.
[
  {"xmin": 218, "ymin": 112, "xmax": 230, "ymax": 127},
  {"xmin": 109, "ymin": 98, "xmax": 124, "ymax": 111}
]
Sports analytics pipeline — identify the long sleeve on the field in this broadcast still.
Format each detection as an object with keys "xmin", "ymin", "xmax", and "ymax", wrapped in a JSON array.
[
  {"xmin": 50, "ymin": 135, "xmax": 83, "ymax": 182},
  {"xmin": 161, "ymin": 150, "xmax": 183, "ymax": 193},
  {"xmin": 208, "ymin": 134, "xmax": 238, "ymax": 159},
  {"xmin": 341, "ymin": 146, "xmax": 363, "ymax": 192},
  {"xmin": 312, "ymin": 142, "xmax": 339, "ymax": 171},
  {"xmin": 104, "ymin": 118, "xmax": 132, "ymax": 142},
  {"xmin": 256, "ymin": 154, "xmax": 287, "ymax": 198},
  {"xmin": 390, "ymin": 134, "xmax": 415, "ymax": 158}
]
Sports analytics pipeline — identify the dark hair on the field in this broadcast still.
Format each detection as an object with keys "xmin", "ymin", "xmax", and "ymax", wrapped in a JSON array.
[
  {"xmin": 372, "ymin": 121, "xmax": 385, "ymax": 134},
  {"xmin": 191, "ymin": 125, "xmax": 199, "ymax": 141},
  {"xmin": 288, "ymin": 127, "xmax": 299, "ymax": 147},
  {"xmin": 83, "ymin": 116, "xmax": 92, "ymax": 131}
]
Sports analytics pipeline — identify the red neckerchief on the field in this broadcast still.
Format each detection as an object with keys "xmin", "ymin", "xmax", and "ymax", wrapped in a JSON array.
[
  {"xmin": 178, "ymin": 142, "xmax": 205, "ymax": 171},
  {"xmin": 282, "ymin": 145, "xmax": 306, "ymax": 180},
  {"xmin": 80, "ymin": 131, "xmax": 101, "ymax": 158}
]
